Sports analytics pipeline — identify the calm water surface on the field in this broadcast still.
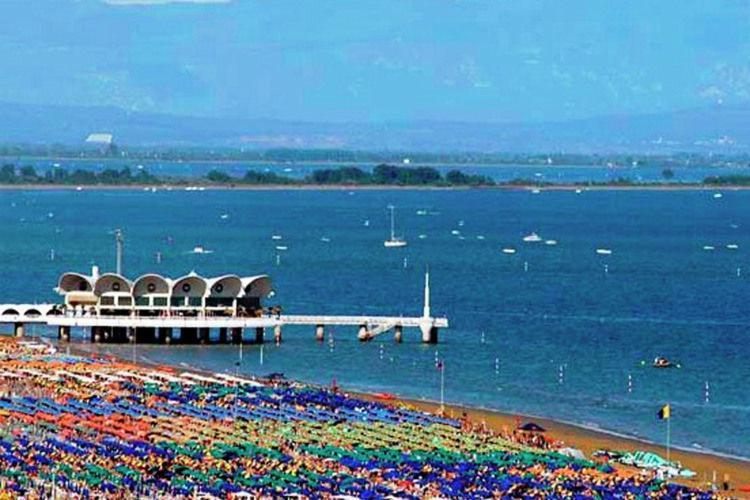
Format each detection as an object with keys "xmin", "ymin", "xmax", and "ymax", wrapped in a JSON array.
[{"xmin": 0, "ymin": 187, "xmax": 748, "ymax": 459}]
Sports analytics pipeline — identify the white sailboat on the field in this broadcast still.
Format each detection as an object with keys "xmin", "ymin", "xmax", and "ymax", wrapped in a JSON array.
[{"xmin": 384, "ymin": 205, "xmax": 407, "ymax": 248}]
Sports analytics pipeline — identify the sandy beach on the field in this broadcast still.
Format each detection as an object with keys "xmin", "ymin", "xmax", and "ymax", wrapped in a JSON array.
[
  {"xmin": 69, "ymin": 343, "xmax": 750, "ymax": 495},
  {"xmin": 387, "ymin": 397, "xmax": 750, "ymax": 495}
]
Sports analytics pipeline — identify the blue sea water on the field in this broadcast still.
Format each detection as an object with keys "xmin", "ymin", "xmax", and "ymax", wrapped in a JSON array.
[{"xmin": 0, "ymin": 187, "xmax": 749, "ymax": 459}]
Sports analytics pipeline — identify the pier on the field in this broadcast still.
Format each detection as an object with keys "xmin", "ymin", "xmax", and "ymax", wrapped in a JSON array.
[{"xmin": 0, "ymin": 269, "xmax": 448, "ymax": 344}]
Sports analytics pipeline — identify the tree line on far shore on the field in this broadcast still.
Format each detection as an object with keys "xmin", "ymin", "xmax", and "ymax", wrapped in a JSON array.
[
  {"xmin": 0, "ymin": 163, "xmax": 496, "ymax": 187},
  {"xmin": 2, "ymin": 162, "xmax": 750, "ymax": 187}
]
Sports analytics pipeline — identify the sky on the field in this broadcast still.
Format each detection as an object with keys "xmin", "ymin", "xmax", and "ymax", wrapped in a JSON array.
[{"xmin": 0, "ymin": 0, "xmax": 748, "ymax": 123}]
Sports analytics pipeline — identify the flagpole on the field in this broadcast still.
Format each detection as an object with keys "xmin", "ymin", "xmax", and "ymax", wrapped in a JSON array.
[
  {"xmin": 667, "ymin": 414, "xmax": 671, "ymax": 463},
  {"xmin": 439, "ymin": 361, "xmax": 445, "ymax": 414}
]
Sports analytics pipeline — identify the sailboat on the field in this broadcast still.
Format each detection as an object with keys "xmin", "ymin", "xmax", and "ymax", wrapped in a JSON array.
[{"xmin": 384, "ymin": 205, "xmax": 407, "ymax": 248}]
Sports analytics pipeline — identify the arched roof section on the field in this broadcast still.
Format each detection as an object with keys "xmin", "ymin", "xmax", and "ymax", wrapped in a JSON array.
[
  {"xmin": 241, "ymin": 275, "xmax": 273, "ymax": 298},
  {"xmin": 172, "ymin": 273, "xmax": 207, "ymax": 298},
  {"xmin": 1, "ymin": 308, "xmax": 19, "ymax": 316},
  {"xmin": 24, "ymin": 309, "xmax": 42, "ymax": 317},
  {"xmin": 94, "ymin": 273, "xmax": 131, "ymax": 295},
  {"xmin": 133, "ymin": 274, "xmax": 170, "ymax": 296},
  {"xmin": 207, "ymin": 275, "xmax": 242, "ymax": 298},
  {"xmin": 58, "ymin": 273, "xmax": 94, "ymax": 293}
]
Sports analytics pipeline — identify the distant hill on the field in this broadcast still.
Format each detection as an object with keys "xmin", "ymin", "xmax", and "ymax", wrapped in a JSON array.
[{"xmin": 0, "ymin": 101, "xmax": 748, "ymax": 153}]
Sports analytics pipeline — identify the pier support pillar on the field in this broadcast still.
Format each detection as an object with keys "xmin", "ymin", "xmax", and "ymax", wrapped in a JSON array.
[
  {"xmin": 13, "ymin": 323, "xmax": 24, "ymax": 338},
  {"xmin": 159, "ymin": 327, "xmax": 173, "ymax": 345},
  {"xmin": 198, "ymin": 327, "xmax": 209, "ymax": 345},
  {"xmin": 255, "ymin": 327, "xmax": 264, "ymax": 344},
  {"xmin": 357, "ymin": 325, "xmax": 371, "ymax": 342},
  {"xmin": 231, "ymin": 327, "xmax": 242, "ymax": 344},
  {"xmin": 274, "ymin": 325, "xmax": 282, "ymax": 344},
  {"xmin": 218, "ymin": 327, "xmax": 228, "ymax": 344},
  {"xmin": 58, "ymin": 325, "xmax": 71, "ymax": 343},
  {"xmin": 127, "ymin": 327, "xmax": 135, "ymax": 343},
  {"xmin": 420, "ymin": 323, "xmax": 438, "ymax": 344},
  {"xmin": 394, "ymin": 325, "xmax": 403, "ymax": 343},
  {"xmin": 315, "ymin": 324, "xmax": 325, "ymax": 342}
]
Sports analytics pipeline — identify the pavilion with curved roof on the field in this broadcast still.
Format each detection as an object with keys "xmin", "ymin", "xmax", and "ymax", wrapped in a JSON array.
[{"xmin": 57, "ymin": 269, "xmax": 273, "ymax": 318}]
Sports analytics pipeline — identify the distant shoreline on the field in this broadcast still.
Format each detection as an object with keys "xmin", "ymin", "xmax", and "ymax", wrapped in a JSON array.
[{"xmin": 0, "ymin": 183, "xmax": 748, "ymax": 191}]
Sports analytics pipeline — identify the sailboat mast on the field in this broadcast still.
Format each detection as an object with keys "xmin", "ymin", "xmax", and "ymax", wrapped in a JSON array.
[{"xmin": 389, "ymin": 205, "xmax": 396, "ymax": 240}]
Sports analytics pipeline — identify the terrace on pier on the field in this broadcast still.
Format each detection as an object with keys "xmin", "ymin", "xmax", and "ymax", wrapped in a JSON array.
[{"xmin": 0, "ymin": 268, "xmax": 447, "ymax": 345}]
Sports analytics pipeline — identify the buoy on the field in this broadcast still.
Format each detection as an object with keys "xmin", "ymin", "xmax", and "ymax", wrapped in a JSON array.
[
  {"xmin": 704, "ymin": 381, "xmax": 710, "ymax": 404},
  {"xmin": 627, "ymin": 373, "xmax": 633, "ymax": 394}
]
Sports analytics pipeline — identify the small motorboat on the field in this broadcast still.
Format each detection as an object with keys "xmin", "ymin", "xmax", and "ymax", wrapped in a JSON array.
[
  {"xmin": 596, "ymin": 248, "xmax": 613, "ymax": 255},
  {"xmin": 191, "ymin": 245, "xmax": 214, "ymax": 254},
  {"xmin": 502, "ymin": 248, "xmax": 517, "ymax": 254},
  {"xmin": 726, "ymin": 244, "xmax": 739, "ymax": 250},
  {"xmin": 652, "ymin": 357, "xmax": 678, "ymax": 369},
  {"xmin": 523, "ymin": 232, "xmax": 543, "ymax": 243},
  {"xmin": 544, "ymin": 239, "xmax": 558, "ymax": 246}
]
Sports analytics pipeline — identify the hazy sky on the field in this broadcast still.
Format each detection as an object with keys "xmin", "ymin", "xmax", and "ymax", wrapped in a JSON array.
[{"xmin": 0, "ymin": 0, "xmax": 748, "ymax": 122}]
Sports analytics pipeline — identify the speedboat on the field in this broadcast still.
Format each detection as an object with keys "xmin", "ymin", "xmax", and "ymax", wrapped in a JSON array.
[
  {"xmin": 192, "ymin": 245, "xmax": 214, "ymax": 254},
  {"xmin": 702, "ymin": 245, "xmax": 715, "ymax": 251},
  {"xmin": 727, "ymin": 244, "xmax": 739, "ymax": 250},
  {"xmin": 416, "ymin": 209, "xmax": 428, "ymax": 216},
  {"xmin": 272, "ymin": 235, "xmax": 283, "ymax": 240},
  {"xmin": 523, "ymin": 232, "xmax": 543, "ymax": 242},
  {"xmin": 544, "ymin": 239, "xmax": 558, "ymax": 246},
  {"xmin": 502, "ymin": 248, "xmax": 516, "ymax": 254},
  {"xmin": 652, "ymin": 357, "xmax": 677, "ymax": 369},
  {"xmin": 596, "ymin": 248, "xmax": 613, "ymax": 255},
  {"xmin": 713, "ymin": 193, "xmax": 723, "ymax": 199}
]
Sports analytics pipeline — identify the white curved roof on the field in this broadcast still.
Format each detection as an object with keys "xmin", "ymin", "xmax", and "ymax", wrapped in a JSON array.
[
  {"xmin": 58, "ymin": 271, "xmax": 273, "ymax": 298},
  {"xmin": 94, "ymin": 273, "xmax": 132, "ymax": 295},
  {"xmin": 58, "ymin": 272, "xmax": 95, "ymax": 293}
]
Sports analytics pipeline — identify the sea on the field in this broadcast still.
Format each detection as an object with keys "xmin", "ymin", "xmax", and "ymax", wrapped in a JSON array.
[{"xmin": 0, "ymin": 164, "xmax": 749, "ymax": 460}]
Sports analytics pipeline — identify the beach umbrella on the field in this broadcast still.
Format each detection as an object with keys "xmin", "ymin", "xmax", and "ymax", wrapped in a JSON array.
[{"xmin": 516, "ymin": 422, "xmax": 546, "ymax": 433}]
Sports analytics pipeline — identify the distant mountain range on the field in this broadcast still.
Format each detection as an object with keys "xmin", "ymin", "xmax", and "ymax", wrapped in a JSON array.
[{"xmin": 0, "ymin": 101, "xmax": 749, "ymax": 153}]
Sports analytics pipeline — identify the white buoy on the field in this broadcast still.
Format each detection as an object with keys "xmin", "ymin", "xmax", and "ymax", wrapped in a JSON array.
[{"xmin": 705, "ymin": 381, "xmax": 710, "ymax": 404}]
